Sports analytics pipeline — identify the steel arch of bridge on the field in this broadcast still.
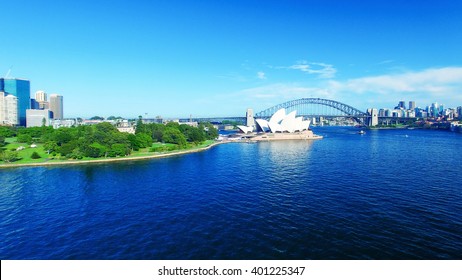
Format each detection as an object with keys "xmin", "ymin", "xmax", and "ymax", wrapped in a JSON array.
[{"xmin": 255, "ymin": 98, "xmax": 367, "ymax": 118}]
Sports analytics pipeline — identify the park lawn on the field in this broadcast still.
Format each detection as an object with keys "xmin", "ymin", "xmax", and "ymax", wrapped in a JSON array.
[
  {"xmin": 2, "ymin": 139, "xmax": 217, "ymax": 165},
  {"xmin": 1, "ymin": 142, "xmax": 53, "ymax": 164}
]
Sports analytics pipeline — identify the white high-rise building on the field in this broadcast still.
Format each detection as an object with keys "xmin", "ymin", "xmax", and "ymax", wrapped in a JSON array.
[
  {"xmin": 35, "ymin": 90, "xmax": 47, "ymax": 102},
  {"xmin": 49, "ymin": 94, "xmax": 63, "ymax": 120},
  {"xmin": 0, "ymin": 92, "xmax": 19, "ymax": 125}
]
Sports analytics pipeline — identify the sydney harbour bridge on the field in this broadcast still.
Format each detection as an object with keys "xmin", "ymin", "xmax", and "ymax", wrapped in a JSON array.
[{"xmin": 179, "ymin": 98, "xmax": 414, "ymax": 126}]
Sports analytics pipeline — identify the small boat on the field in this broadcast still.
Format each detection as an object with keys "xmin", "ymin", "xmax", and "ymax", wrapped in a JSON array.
[{"xmin": 358, "ymin": 130, "xmax": 366, "ymax": 135}]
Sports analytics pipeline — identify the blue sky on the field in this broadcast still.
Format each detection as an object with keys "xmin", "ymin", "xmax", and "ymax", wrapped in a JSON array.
[{"xmin": 2, "ymin": 0, "xmax": 462, "ymax": 118}]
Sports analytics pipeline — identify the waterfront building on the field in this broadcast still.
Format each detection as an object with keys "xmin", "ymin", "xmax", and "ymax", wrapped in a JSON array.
[
  {"xmin": 431, "ymin": 103, "xmax": 439, "ymax": 117},
  {"xmin": 378, "ymin": 109, "xmax": 386, "ymax": 117},
  {"xmin": 26, "ymin": 109, "xmax": 51, "ymax": 127},
  {"xmin": 49, "ymin": 94, "xmax": 63, "ymax": 120},
  {"xmin": 238, "ymin": 108, "xmax": 311, "ymax": 134},
  {"xmin": 409, "ymin": 101, "xmax": 416, "ymax": 111},
  {"xmin": 0, "ymin": 78, "xmax": 31, "ymax": 126},
  {"xmin": 457, "ymin": 106, "xmax": 462, "ymax": 118},
  {"xmin": 0, "ymin": 92, "xmax": 19, "ymax": 125},
  {"xmin": 416, "ymin": 108, "xmax": 428, "ymax": 118}
]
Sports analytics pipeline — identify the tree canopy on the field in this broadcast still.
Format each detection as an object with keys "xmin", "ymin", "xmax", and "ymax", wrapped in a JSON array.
[{"xmin": 1, "ymin": 120, "xmax": 218, "ymax": 161}]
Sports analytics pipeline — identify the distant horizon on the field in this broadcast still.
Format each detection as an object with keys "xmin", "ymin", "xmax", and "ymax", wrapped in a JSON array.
[
  {"xmin": 2, "ymin": 0, "xmax": 462, "ymax": 118},
  {"xmin": 3, "ymin": 76, "xmax": 460, "ymax": 120}
]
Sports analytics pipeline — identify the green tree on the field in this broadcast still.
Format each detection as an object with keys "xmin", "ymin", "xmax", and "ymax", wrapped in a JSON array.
[
  {"xmin": 1, "ymin": 150, "xmax": 20, "ymax": 163},
  {"xmin": 135, "ymin": 115, "xmax": 147, "ymax": 134},
  {"xmin": 137, "ymin": 133, "xmax": 153, "ymax": 148},
  {"xmin": 0, "ymin": 126, "xmax": 15, "ymax": 138},
  {"xmin": 150, "ymin": 123, "xmax": 164, "ymax": 142},
  {"xmin": 128, "ymin": 133, "xmax": 152, "ymax": 150},
  {"xmin": 31, "ymin": 151, "xmax": 41, "ymax": 159},
  {"xmin": 90, "ymin": 116, "xmax": 105, "ymax": 120},
  {"xmin": 53, "ymin": 128, "xmax": 73, "ymax": 145},
  {"xmin": 109, "ymin": 143, "xmax": 130, "ymax": 157},
  {"xmin": 163, "ymin": 127, "xmax": 187, "ymax": 147},
  {"xmin": 44, "ymin": 141, "xmax": 58, "ymax": 154},
  {"xmin": 199, "ymin": 122, "xmax": 219, "ymax": 140},
  {"xmin": 95, "ymin": 122, "xmax": 118, "ymax": 134},
  {"xmin": 17, "ymin": 134, "xmax": 33, "ymax": 144},
  {"xmin": 179, "ymin": 124, "xmax": 205, "ymax": 144},
  {"xmin": 58, "ymin": 140, "xmax": 79, "ymax": 157},
  {"xmin": 85, "ymin": 142, "xmax": 108, "ymax": 158}
]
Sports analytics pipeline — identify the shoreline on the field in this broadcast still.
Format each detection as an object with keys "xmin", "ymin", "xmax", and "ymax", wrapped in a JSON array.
[
  {"xmin": 0, "ymin": 142, "xmax": 223, "ymax": 169},
  {"xmin": 1, "ymin": 135, "xmax": 324, "ymax": 169}
]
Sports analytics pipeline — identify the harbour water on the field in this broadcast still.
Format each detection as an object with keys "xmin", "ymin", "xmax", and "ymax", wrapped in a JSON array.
[{"xmin": 1, "ymin": 127, "xmax": 461, "ymax": 259}]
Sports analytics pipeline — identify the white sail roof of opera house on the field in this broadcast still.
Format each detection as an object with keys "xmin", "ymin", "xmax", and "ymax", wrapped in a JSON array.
[{"xmin": 239, "ymin": 108, "xmax": 311, "ymax": 134}]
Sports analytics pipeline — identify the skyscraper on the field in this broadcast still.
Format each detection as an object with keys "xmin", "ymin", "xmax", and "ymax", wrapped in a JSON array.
[
  {"xmin": 0, "ymin": 78, "xmax": 31, "ymax": 126},
  {"xmin": 0, "ymin": 91, "xmax": 19, "ymax": 125},
  {"xmin": 49, "ymin": 94, "xmax": 63, "ymax": 120},
  {"xmin": 35, "ymin": 91, "xmax": 49, "ymax": 109},
  {"xmin": 35, "ymin": 90, "xmax": 47, "ymax": 102},
  {"xmin": 431, "ymin": 102, "xmax": 439, "ymax": 117},
  {"xmin": 409, "ymin": 101, "xmax": 416, "ymax": 111}
]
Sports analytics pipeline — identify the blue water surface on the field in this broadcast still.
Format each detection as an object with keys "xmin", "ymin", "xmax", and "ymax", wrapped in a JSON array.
[{"xmin": 1, "ymin": 127, "xmax": 461, "ymax": 259}]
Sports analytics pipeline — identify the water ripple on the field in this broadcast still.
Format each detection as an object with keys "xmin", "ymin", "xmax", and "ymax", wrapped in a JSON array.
[{"xmin": 1, "ymin": 128, "xmax": 462, "ymax": 259}]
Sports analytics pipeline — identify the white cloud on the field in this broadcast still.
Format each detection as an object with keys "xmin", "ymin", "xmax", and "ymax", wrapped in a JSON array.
[
  {"xmin": 336, "ymin": 67, "xmax": 462, "ymax": 95},
  {"xmin": 257, "ymin": 71, "xmax": 267, "ymax": 80},
  {"xmin": 286, "ymin": 61, "xmax": 337, "ymax": 79},
  {"xmin": 232, "ymin": 67, "xmax": 462, "ymax": 111}
]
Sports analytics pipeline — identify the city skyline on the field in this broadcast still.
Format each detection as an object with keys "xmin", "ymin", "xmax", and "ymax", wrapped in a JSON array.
[{"xmin": 2, "ymin": 0, "xmax": 462, "ymax": 118}]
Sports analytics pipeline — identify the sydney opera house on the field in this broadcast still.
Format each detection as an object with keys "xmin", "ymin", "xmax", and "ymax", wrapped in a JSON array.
[{"xmin": 237, "ymin": 108, "xmax": 322, "ymax": 141}]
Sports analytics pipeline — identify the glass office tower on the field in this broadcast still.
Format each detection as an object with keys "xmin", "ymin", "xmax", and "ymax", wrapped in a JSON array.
[{"xmin": 0, "ymin": 78, "xmax": 31, "ymax": 126}]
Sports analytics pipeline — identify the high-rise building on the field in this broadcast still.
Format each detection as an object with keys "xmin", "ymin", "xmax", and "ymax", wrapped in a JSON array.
[
  {"xmin": 49, "ymin": 94, "xmax": 63, "ymax": 120},
  {"xmin": 409, "ymin": 101, "xmax": 416, "ymax": 111},
  {"xmin": 0, "ymin": 78, "xmax": 31, "ymax": 126},
  {"xmin": 398, "ymin": 101, "xmax": 406, "ymax": 109},
  {"xmin": 0, "ymin": 91, "xmax": 19, "ymax": 125},
  {"xmin": 439, "ymin": 104, "xmax": 444, "ymax": 114},
  {"xmin": 30, "ymin": 99, "xmax": 39, "ymax": 109},
  {"xmin": 35, "ymin": 90, "xmax": 47, "ymax": 102},
  {"xmin": 431, "ymin": 102, "xmax": 439, "ymax": 117}
]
